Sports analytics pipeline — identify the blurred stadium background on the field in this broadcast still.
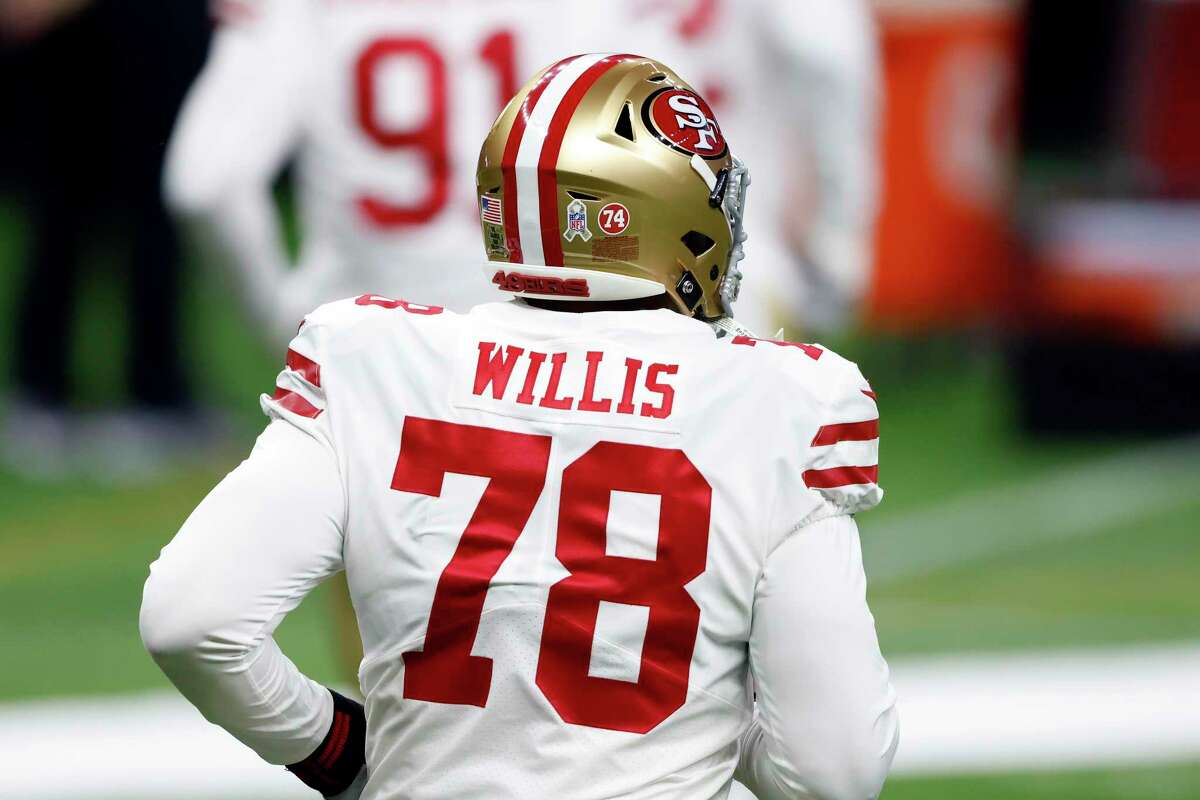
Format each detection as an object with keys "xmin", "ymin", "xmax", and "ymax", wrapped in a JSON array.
[{"xmin": 2, "ymin": 0, "xmax": 1199, "ymax": 798}]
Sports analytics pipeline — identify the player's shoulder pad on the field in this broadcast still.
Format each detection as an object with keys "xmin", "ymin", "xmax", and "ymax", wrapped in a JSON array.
[
  {"xmin": 720, "ymin": 334, "xmax": 856, "ymax": 398},
  {"xmin": 298, "ymin": 293, "xmax": 451, "ymax": 342},
  {"xmin": 726, "ymin": 335, "xmax": 881, "ymax": 515},
  {"xmin": 261, "ymin": 294, "xmax": 452, "ymax": 429},
  {"xmin": 800, "ymin": 346, "xmax": 881, "ymax": 515}
]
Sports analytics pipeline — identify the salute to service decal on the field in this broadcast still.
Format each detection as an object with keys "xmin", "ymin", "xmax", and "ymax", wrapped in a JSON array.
[
  {"xmin": 642, "ymin": 87, "xmax": 727, "ymax": 158},
  {"xmin": 563, "ymin": 198, "xmax": 593, "ymax": 242}
]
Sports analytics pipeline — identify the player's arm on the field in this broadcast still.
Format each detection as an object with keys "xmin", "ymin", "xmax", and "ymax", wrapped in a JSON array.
[
  {"xmin": 163, "ymin": 0, "xmax": 311, "ymax": 341},
  {"xmin": 139, "ymin": 420, "xmax": 364, "ymax": 796},
  {"xmin": 140, "ymin": 316, "xmax": 365, "ymax": 797},
  {"xmin": 736, "ymin": 513, "xmax": 899, "ymax": 800}
]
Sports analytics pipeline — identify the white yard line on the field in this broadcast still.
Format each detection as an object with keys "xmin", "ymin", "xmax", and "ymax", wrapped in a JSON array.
[
  {"xmin": 5, "ymin": 644, "xmax": 1200, "ymax": 798},
  {"xmin": 890, "ymin": 642, "xmax": 1200, "ymax": 774},
  {"xmin": 0, "ymin": 692, "xmax": 308, "ymax": 800},
  {"xmin": 861, "ymin": 437, "xmax": 1200, "ymax": 585}
]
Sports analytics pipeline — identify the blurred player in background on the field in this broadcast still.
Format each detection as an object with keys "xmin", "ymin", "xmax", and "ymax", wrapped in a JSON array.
[
  {"xmin": 615, "ymin": 0, "xmax": 881, "ymax": 334},
  {"xmin": 167, "ymin": 0, "xmax": 600, "ymax": 344},
  {"xmin": 166, "ymin": 0, "xmax": 878, "ymax": 345},
  {"xmin": 143, "ymin": 54, "xmax": 897, "ymax": 800},
  {"xmin": 1, "ymin": 0, "xmax": 210, "ymax": 478}
]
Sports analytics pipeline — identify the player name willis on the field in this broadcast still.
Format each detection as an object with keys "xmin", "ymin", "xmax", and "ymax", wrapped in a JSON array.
[{"xmin": 453, "ymin": 340, "xmax": 682, "ymax": 432}]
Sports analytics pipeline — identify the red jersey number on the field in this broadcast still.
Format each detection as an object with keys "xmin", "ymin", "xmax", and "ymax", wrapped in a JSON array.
[
  {"xmin": 393, "ymin": 418, "xmax": 712, "ymax": 734},
  {"xmin": 354, "ymin": 31, "xmax": 519, "ymax": 229}
]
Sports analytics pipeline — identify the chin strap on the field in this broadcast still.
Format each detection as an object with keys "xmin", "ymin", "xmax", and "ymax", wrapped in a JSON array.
[{"xmin": 707, "ymin": 315, "xmax": 759, "ymax": 340}]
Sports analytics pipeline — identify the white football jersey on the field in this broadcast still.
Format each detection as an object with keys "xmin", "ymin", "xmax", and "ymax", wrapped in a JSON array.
[
  {"xmin": 261, "ymin": 296, "xmax": 882, "ymax": 799},
  {"xmin": 168, "ymin": 0, "xmax": 878, "ymax": 338}
]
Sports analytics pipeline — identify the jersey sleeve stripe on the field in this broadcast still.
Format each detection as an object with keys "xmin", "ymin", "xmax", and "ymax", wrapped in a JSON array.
[
  {"xmin": 862, "ymin": 389, "xmax": 877, "ymax": 401},
  {"xmin": 271, "ymin": 386, "xmax": 323, "ymax": 419},
  {"xmin": 285, "ymin": 348, "xmax": 322, "ymax": 388},
  {"xmin": 803, "ymin": 464, "xmax": 879, "ymax": 489},
  {"xmin": 268, "ymin": 348, "xmax": 325, "ymax": 419},
  {"xmin": 810, "ymin": 419, "xmax": 879, "ymax": 447}
]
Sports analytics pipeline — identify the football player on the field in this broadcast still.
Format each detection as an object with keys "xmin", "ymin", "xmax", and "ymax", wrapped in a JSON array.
[
  {"xmin": 144, "ymin": 55, "xmax": 897, "ymax": 800},
  {"xmin": 165, "ymin": 0, "xmax": 878, "ymax": 343},
  {"xmin": 166, "ymin": 0, "xmax": 881, "ymax": 715}
]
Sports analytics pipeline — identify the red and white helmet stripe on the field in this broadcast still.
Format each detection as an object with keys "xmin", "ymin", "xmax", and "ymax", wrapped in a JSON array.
[{"xmin": 500, "ymin": 53, "xmax": 638, "ymax": 268}]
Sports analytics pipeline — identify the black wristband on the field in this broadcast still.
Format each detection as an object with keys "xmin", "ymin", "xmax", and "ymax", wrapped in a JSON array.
[{"xmin": 286, "ymin": 690, "xmax": 366, "ymax": 797}]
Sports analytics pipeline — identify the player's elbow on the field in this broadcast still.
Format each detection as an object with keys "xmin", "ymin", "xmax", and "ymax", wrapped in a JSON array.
[
  {"xmin": 162, "ymin": 154, "xmax": 226, "ymax": 218},
  {"xmin": 139, "ymin": 564, "xmax": 246, "ymax": 667},
  {"xmin": 162, "ymin": 129, "xmax": 256, "ymax": 220},
  {"xmin": 771, "ymin": 708, "xmax": 899, "ymax": 800},
  {"xmin": 140, "ymin": 568, "xmax": 203, "ymax": 662},
  {"xmin": 773, "ymin": 752, "xmax": 892, "ymax": 800},
  {"xmin": 809, "ymin": 750, "xmax": 893, "ymax": 800}
]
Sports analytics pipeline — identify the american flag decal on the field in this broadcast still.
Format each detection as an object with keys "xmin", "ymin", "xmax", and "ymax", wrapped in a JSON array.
[{"xmin": 481, "ymin": 196, "xmax": 504, "ymax": 226}]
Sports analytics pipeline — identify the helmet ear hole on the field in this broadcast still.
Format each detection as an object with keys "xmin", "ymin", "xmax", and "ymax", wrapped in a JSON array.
[
  {"xmin": 647, "ymin": 73, "xmax": 669, "ymax": 83},
  {"xmin": 614, "ymin": 102, "xmax": 636, "ymax": 142},
  {"xmin": 681, "ymin": 231, "xmax": 716, "ymax": 258}
]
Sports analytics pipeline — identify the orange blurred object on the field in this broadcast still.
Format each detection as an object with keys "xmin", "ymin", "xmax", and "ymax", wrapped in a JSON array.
[
  {"xmin": 1023, "ymin": 202, "xmax": 1200, "ymax": 344},
  {"xmin": 867, "ymin": 0, "xmax": 1022, "ymax": 331}
]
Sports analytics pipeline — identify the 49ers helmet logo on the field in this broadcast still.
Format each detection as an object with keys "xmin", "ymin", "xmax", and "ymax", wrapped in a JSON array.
[{"xmin": 642, "ymin": 87, "xmax": 727, "ymax": 159}]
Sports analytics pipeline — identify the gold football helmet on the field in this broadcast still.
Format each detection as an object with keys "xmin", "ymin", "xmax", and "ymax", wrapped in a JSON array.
[{"xmin": 476, "ymin": 54, "xmax": 750, "ymax": 319}]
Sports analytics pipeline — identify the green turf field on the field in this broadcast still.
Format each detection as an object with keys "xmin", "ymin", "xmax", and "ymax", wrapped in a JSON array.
[
  {"xmin": 155, "ymin": 763, "xmax": 1200, "ymax": 800},
  {"xmin": 1, "ymin": 201, "xmax": 1198, "ymax": 797},
  {"xmin": 884, "ymin": 763, "xmax": 1200, "ymax": 800}
]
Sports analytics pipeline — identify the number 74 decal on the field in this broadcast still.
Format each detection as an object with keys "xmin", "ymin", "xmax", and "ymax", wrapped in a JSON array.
[{"xmin": 392, "ymin": 418, "xmax": 712, "ymax": 734}]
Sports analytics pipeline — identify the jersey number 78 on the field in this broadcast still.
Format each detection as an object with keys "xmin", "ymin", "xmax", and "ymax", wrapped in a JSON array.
[{"xmin": 392, "ymin": 418, "xmax": 712, "ymax": 734}]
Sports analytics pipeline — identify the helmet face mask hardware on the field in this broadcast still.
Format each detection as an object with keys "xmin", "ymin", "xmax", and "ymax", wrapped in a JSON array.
[{"xmin": 476, "ymin": 54, "xmax": 751, "ymax": 319}]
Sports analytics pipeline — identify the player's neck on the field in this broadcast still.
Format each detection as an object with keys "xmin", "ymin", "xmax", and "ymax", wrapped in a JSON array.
[{"xmin": 522, "ymin": 296, "xmax": 676, "ymax": 314}]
